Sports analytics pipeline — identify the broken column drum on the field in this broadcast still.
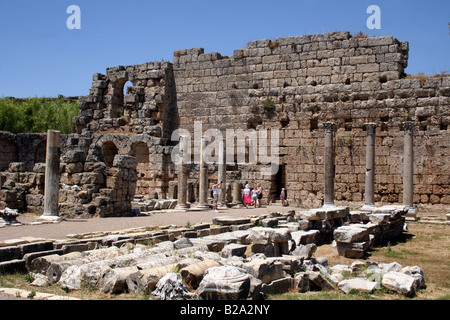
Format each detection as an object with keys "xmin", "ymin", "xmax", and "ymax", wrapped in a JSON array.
[
  {"xmin": 41, "ymin": 130, "xmax": 61, "ymax": 220},
  {"xmin": 362, "ymin": 123, "xmax": 377, "ymax": 211},
  {"xmin": 232, "ymin": 181, "xmax": 242, "ymax": 204},
  {"xmin": 402, "ymin": 121, "xmax": 416, "ymax": 213},
  {"xmin": 176, "ymin": 135, "xmax": 189, "ymax": 210},
  {"xmin": 323, "ymin": 122, "xmax": 336, "ymax": 207},
  {"xmin": 197, "ymin": 136, "xmax": 209, "ymax": 209}
]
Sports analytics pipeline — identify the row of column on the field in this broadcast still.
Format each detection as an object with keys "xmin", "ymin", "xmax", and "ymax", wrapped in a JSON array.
[
  {"xmin": 323, "ymin": 121, "xmax": 416, "ymax": 213},
  {"xmin": 176, "ymin": 135, "xmax": 227, "ymax": 210},
  {"xmin": 40, "ymin": 121, "xmax": 417, "ymax": 219},
  {"xmin": 177, "ymin": 121, "xmax": 416, "ymax": 213}
]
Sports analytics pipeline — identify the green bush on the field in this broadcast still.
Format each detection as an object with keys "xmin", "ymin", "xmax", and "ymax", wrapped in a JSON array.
[
  {"xmin": 262, "ymin": 98, "xmax": 276, "ymax": 111},
  {"xmin": 0, "ymin": 96, "xmax": 80, "ymax": 134}
]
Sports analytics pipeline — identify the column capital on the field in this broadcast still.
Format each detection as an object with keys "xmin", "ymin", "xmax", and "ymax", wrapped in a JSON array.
[
  {"xmin": 364, "ymin": 123, "xmax": 377, "ymax": 135},
  {"xmin": 323, "ymin": 122, "xmax": 336, "ymax": 133},
  {"xmin": 402, "ymin": 121, "xmax": 414, "ymax": 133}
]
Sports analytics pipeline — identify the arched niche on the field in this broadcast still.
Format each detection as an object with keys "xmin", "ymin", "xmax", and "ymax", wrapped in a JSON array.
[
  {"xmin": 102, "ymin": 141, "xmax": 119, "ymax": 167},
  {"xmin": 109, "ymin": 78, "xmax": 131, "ymax": 118}
]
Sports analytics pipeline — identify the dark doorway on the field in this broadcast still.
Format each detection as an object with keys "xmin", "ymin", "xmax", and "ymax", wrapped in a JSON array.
[{"xmin": 269, "ymin": 164, "xmax": 285, "ymax": 203}]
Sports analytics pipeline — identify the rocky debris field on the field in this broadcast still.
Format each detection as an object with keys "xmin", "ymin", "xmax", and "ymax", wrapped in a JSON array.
[{"xmin": 0, "ymin": 205, "xmax": 427, "ymax": 300}]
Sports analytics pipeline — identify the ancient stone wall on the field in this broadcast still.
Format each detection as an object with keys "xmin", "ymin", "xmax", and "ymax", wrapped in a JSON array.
[
  {"xmin": 0, "ymin": 133, "xmax": 48, "ymax": 212},
  {"xmin": 0, "ymin": 31, "xmax": 449, "ymax": 217},
  {"xmin": 172, "ymin": 31, "xmax": 449, "ymax": 209}
]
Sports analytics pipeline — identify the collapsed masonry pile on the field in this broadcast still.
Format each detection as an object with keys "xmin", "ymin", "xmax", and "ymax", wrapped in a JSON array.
[
  {"xmin": 333, "ymin": 205, "xmax": 408, "ymax": 258},
  {"xmin": 294, "ymin": 205, "xmax": 408, "ymax": 258},
  {"xmin": 131, "ymin": 196, "xmax": 178, "ymax": 212},
  {"xmin": 0, "ymin": 205, "xmax": 422, "ymax": 299}
]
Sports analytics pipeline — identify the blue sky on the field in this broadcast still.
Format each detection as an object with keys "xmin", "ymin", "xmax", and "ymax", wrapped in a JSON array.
[{"xmin": 0, "ymin": 0, "xmax": 449, "ymax": 97}]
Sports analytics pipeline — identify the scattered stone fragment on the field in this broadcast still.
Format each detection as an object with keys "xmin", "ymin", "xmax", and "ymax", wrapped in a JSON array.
[
  {"xmin": 152, "ymin": 272, "xmax": 196, "ymax": 300},
  {"xmin": 381, "ymin": 271, "xmax": 419, "ymax": 297},
  {"xmin": 338, "ymin": 278, "xmax": 378, "ymax": 294},
  {"xmin": 198, "ymin": 266, "xmax": 251, "ymax": 300}
]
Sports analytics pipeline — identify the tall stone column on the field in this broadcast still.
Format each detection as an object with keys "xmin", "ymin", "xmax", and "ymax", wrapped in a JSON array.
[
  {"xmin": 402, "ymin": 121, "xmax": 416, "ymax": 213},
  {"xmin": 323, "ymin": 122, "xmax": 336, "ymax": 207},
  {"xmin": 40, "ymin": 130, "xmax": 62, "ymax": 221},
  {"xmin": 218, "ymin": 137, "xmax": 227, "ymax": 208},
  {"xmin": 197, "ymin": 137, "xmax": 209, "ymax": 209},
  {"xmin": 361, "ymin": 123, "xmax": 377, "ymax": 211},
  {"xmin": 176, "ymin": 135, "xmax": 189, "ymax": 211}
]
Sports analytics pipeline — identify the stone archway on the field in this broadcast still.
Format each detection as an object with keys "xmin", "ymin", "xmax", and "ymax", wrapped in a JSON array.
[
  {"xmin": 102, "ymin": 141, "xmax": 119, "ymax": 167},
  {"xmin": 109, "ymin": 78, "xmax": 130, "ymax": 119}
]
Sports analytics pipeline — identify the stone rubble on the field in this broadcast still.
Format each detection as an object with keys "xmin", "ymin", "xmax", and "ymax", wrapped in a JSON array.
[{"xmin": 0, "ymin": 205, "xmax": 427, "ymax": 299}]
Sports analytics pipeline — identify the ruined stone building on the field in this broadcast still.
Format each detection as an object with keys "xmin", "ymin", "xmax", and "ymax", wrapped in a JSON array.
[{"xmin": 0, "ymin": 31, "xmax": 449, "ymax": 217}]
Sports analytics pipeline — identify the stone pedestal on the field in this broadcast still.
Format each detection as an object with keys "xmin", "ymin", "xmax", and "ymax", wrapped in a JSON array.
[
  {"xmin": 197, "ymin": 137, "xmax": 209, "ymax": 209},
  {"xmin": 176, "ymin": 135, "xmax": 189, "ymax": 211},
  {"xmin": 40, "ymin": 130, "xmax": 62, "ymax": 221},
  {"xmin": 322, "ymin": 122, "xmax": 336, "ymax": 207},
  {"xmin": 402, "ymin": 122, "xmax": 416, "ymax": 214},
  {"xmin": 361, "ymin": 123, "xmax": 377, "ymax": 211}
]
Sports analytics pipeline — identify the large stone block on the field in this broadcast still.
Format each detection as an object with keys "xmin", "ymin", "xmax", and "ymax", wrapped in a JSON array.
[
  {"xmin": 0, "ymin": 246, "xmax": 21, "ymax": 262},
  {"xmin": 112, "ymin": 155, "xmax": 136, "ymax": 169},
  {"xmin": 198, "ymin": 266, "xmax": 251, "ymax": 300},
  {"xmin": 301, "ymin": 206, "xmax": 349, "ymax": 221},
  {"xmin": 333, "ymin": 224, "xmax": 371, "ymax": 243},
  {"xmin": 243, "ymin": 258, "xmax": 284, "ymax": 284}
]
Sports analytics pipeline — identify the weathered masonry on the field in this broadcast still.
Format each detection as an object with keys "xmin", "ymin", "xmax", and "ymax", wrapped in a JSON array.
[{"xmin": 0, "ymin": 31, "xmax": 449, "ymax": 217}]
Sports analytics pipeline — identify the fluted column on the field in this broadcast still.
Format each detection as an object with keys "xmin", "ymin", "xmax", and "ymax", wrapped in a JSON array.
[
  {"xmin": 402, "ymin": 121, "xmax": 416, "ymax": 213},
  {"xmin": 197, "ymin": 136, "xmax": 209, "ymax": 209},
  {"xmin": 362, "ymin": 123, "xmax": 377, "ymax": 211},
  {"xmin": 218, "ymin": 137, "xmax": 227, "ymax": 208},
  {"xmin": 323, "ymin": 122, "xmax": 336, "ymax": 207}
]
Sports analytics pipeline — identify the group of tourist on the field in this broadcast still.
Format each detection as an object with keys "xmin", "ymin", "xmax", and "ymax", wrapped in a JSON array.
[
  {"xmin": 210, "ymin": 181, "xmax": 288, "ymax": 211},
  {"xmin": 242, "ymin": 183, "xmax": 263, "ymax": 209}
]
